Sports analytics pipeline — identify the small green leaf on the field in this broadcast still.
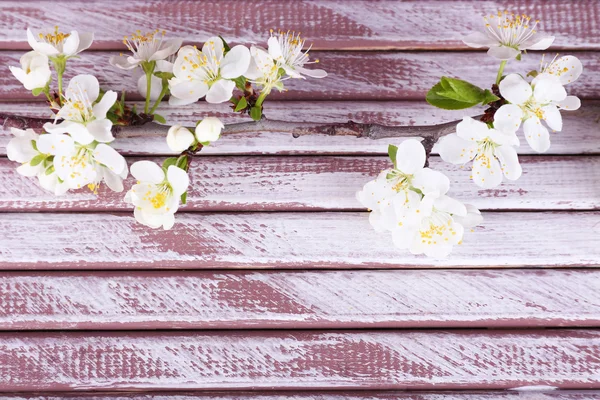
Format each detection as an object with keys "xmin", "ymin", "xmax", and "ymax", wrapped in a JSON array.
[
  {"xmin": 388, "ymin": 144, "xmax": 398, "ymax": 166},
  {"xmin": 219, "ymin": 36, "xmax": 231, "ymax": 53},
  {"xmin": 31, "ymin": 140, "xmax": 38, "ymax": 152},
  {"xmin": 45, "ymin": 165, "xmax": 55, "ymax": 175},
  {"xmin": 250, "ymin": 106, "xmax": 262, "ymax": 121},
  {"xmin": 481, "ymin": 89, "xmax": 500, "ymax": 105},
  {"xmin": 32, "ymin": 87, "xmax": 45, "ymax": 96},
  {"xmin": 176, "ymin": 155, "xmax": 188, "ymax": 170},
  {"xmin": 29, "ymin": 154, "xmax": 46, "ymax": 167},
  {"xmin": 426, "ymin": 76, "xmax": 497, "ymax": 110},
  {"xmin": 516, "ymin": 53, "xmax": 522, "ymax": 61},
  {"xmin": 153, "ymin": 114, "xmax": 166, "ymax": 124},
  {"xmin": 234, "ymin": 96, "xmax": 248, "ymax": 112},
  {"xmin": 162, "ymin": 157, "xmax": 178, "ymax": 169},
  {"xmin": 200, "ymin": 141, "xmax": 211, "ymax": 146},
  {"xmin": 180, "ymin": 191, "xmax": 187, "ymax": 204},
  {"xmin": 527, "ymin": 70, "xmax": 539, "ymax": 78},
  {"xmin": 233, "ymin": 76, "xmax": 247, "ymax": 91}
]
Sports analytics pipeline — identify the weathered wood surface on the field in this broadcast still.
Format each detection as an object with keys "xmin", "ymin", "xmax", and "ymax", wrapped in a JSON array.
[
  {"xmin": 0, "ymin": 330, "xmax": 598, "ymax": 390},
  {"xmin": 0, "ymin": 212, "xmax": 598, "ymax": 269},
  {"xmin": 1, "ymin": 269, "xmax": 599, "ymax": 330},
  {"xmin": 2, "ymin": 392, "xmax": 600, "ymax": 400},
  {"xmin": 0, "ymin": 0, "xmax": 597, "ymax": 50},
  {"xmin": 1, "ymin": 51, "xmax": 598, "ymax": 101},
  {"xmin": 2, "ymin": 101, "xmax": 599, "ymax": 156},
  {"xmin": 1, "ymin": 155, "xmax": 599, "ymax": 212}
]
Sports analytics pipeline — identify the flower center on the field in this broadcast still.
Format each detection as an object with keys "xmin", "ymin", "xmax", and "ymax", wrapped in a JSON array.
[
  {"xmin": 182, "ymin": 43, "xmax": 222, "ymax": 85},
  {"xmin": 64, "ymin": 83, "xmax": 94, "ymax": 123},
  {"xmin": 38, "ymin": 26, "xmax": 71, "ymax": 49},
  {"xmin": 123, "ymin": 29, "xmax": 166, "ymax": 60},
  {"xmin": 270, "ymin": 29, "xmax": 319, "ymax": 69},
  {"xmin": 419, "ymin": 211, "xmax": 456, "ymax": 245},
  {"xmin": 143, "ymin": 183, "xmax": 172, "ymax": 210},
  {"xmin": 387, "ymin": 169, "xmax": 412, "ymax": 192},
  {"xmin": 484, "ymin": 11, "xmax": 540, "ymax": 48}
]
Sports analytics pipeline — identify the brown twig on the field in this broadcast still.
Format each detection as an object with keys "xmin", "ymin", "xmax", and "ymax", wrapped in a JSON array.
[{"xmin": 1, "ymin": 113, "xmax": 472, "ymax": 161}]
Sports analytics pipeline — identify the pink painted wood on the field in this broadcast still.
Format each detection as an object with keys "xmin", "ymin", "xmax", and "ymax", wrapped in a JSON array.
[
  {"xmin": 2, "ymin": 101, "xmax": 598, "ymax": 156},
  {"xmin": 0, "ymin": 1, "xmax": 597, "ymax": 51},
  {"xmin": 2, "ymin": 392, "xmax": 600, "ymax": 400},
  {"xmin": 0, "ymin": 156, "xmax": 598, "ymax": 212},
  {"xmin": 0, "ymin": 51, "xmax": 597, "ymax": 101},
  {"xmin": 0, "ymin": 212, "xmax": 598, "ymax": 270},
  {"xmin": 0, "ymin": 330, "xmax": 598, "ymax": 391},
  {"xmin": 0, "ymin": 269, "xmax": 599, "ymax": 330}
]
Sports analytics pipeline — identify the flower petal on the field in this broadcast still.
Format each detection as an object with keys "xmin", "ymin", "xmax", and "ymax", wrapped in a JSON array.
[
  {"xmin": 494, "ymin": 145, "xmax": 522, "ymax": 181},
  {"xmin": 92, "ymin": 90, "xmax": 117, "ymax": 119},
  {"xmin": 556, "ymin": 95, "xmax": 581, "ymax": 111},
  {"xmin": 166, "ymin": 125, "xmax": 195, "ymax": 152},
  {"xmin": 130, "ymin": 160, "xmax": 165, "ymax": 183},
  {"xmin": 86, "ymin": 119, "xmax": 114, "ymax": 143},
  {"xmin": 523, "ymin": 117, "xmax": 551, "ymax": 153},
  {"xmin": 487, "ymin": 45, "xmax": 520, "ymax": 60},
  {"xmin": 109, "ymin": 55, "xmax": 139, "ymax": 70},
  {"xmin": 93, "ymin": 143, "xmax": 126, "ymax": 175},
  {"xmin": 295, "ymin": 66, "xmax": 328, "ymax": 78},
  {"xmin": 462, "ymin": 32, "xmax": 496, "ymax": 48},
  {"xmin": 168, "ymin": 79, "xmax": 208, "ymax": 105},
  {"xmin": 436, "ymin": 133, "xmax": 477, "ymax": 164},
  {"xmin": 149, "ymin": 38, "xmax": 183, "ymax": 61},
  {"xmin": 395, "ymin": 138, "xmax": 425, "ymax": 174},
  {"xmin": 454, "ymin": 204, "xmax": 483, "ymax": 229},
  {"xmin": 76, "ymin": 32, "xmax": 94, "ymax": 53},
  {"xmin": 493, "ymin": 104, "xmax": 523, "ymax": 134},
  {"xmin": 472, "ymin": 152, "xmax": 503, "ymax": 188},
  {"xmin": 27, "ymin": 28, "xmax": 59, "ymax": 56},
  {"xmin": 542, "ymin": 105, "xmax": 562, "ymax": 132},
  {"xmin": 533, "ymin": 76, "xmax": 567, "ymax": 103},
  {"xmin": 221, "ymin": 45, "xmax": 251, "ymax": 79},
  {"xmin": 434, "ymin": 195, "xmax": 467, "ymax": 217},
  {"xmin": 65, "ymin": 74, "xmax": 100, "ymax": 102},
  {"xmin": 412, "ymin": 168, "xmax": 450, "ymax": 196},
  {"xmin": 206, "ymin": 79, "xmax": 236, "ymax": 104},
  {"xmin": 456, "ymin": 116, "xmax": 490, "ymax": 142},
  {"xmin": 499, "ymin": 74, "xmax": 532, "ymax": 105},
  {"xmin": 101, "ymin": 167, "xmax": 124, "ymax": 192},
  {"xmin": 62, "ymin": 31, "xmax": 80, "ymax": 56},
  {"xmin": 522, "ymin": 35, "xmax": 555, "ymax": 50},
  {"xmin": 167, "ymin": 165, "xmax": 189, "ymax": 197},
  {"xmin": 544, "ymin": 55, "xmax": 582, "ymax": 85},
  {"xmin": 195, "ymin": 117, "xmax": 224, "ymax": 143}
]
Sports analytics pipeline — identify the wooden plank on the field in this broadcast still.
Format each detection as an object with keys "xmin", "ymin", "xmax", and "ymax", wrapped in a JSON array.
[
  {"xmin": 0, "ymin": 212, "xmax": 598, "ymax": 269},
  {"xmin": 0, "ymin": 330, "xmax": 598, "ymax": 390},
  {"xmin": 1, "ymin": 155, "xmax": 598, "ymax": 212},
  {"xmin": 0, "ymin": 1, "xmax": 597, "ymax": 50},
  {"xmin": 1, "ymin": 269, "xmax": 599, "ymax": 330},
  {"xmin": 1, "ymin": 101, "xmax": 599, "ymax": 156},
  {"xmin": 0, "ymin": 51, "xmax": 598, "ymax": 101},
  {"xmin": 2, "ymin": 392, "xmax": 600, "ymax": 400}
]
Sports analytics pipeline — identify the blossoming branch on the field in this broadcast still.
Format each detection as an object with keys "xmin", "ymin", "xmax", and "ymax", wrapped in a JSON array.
[{"xmin": 6, "ymin": 12, "xmax": 583, "ymax": 258}]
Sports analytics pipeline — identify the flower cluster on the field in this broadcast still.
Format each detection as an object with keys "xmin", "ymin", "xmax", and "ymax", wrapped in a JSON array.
[
  {"xmin": 8, "ymin": 27, "xmax": 327, "ymax": 231},
  {"xmin": 357, "ymin": 140, "xmax": 483, "ymax": 258}
]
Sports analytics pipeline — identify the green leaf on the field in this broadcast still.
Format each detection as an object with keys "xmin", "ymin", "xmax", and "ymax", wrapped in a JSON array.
[
  {"xmin": 153, "ymin": 114, "xmax": 166, "ymax": 124},
  {"xmin": 516, "ymin": 53, "xmax": 522, "ymax": 61},
  {"xmin": 527, "ymin": 70, "xmax": 539, "ymax": 78},
  {"xmin": 45, "ymin": 165, "xmax": 55, "ymax": 175},
  {"xmin": 250, "ymin": 106, "xmax": 262, "ymax": 121},
  {"xmin": 219, "ymin": 36, "xmax": 231, "ymax": 53},
  {"xmin": 162, "ymin": 157, "xmax": 178, "ymax": 169},
  {"xmin": 32, "ymin": 87, "xmax": 45, "ymax": 96},
  {"xmin": 388, "ymin": 144, "xmax": 398, "ymax": 166},
  {"xmin": 234, "ymin": 96, "xmax": 248, "ymax": 112},
  {"xmin": 29, "ymin": 154, "xmax": 46, "ymax": 167},
  {"xmin": 31, "ymin": 140, "xmax": 38, "ymax": 152},
  {"xmin": 200, "ymin": 141, "xmax": 211, "ymax": 146},
  {"xmin": 426, "ymin": 76, "xmax": 498, "ymax": 110},
  {"xmin": 481, "ymin": 89, "xmax": 500, "ymax": 105},
  {"xmin": 176, "ymin": 155, "xmax": 188, "ymax": 170},
  {"xmin": 180, "ymin": 191, "xmax": 187, "ymax": 205},
  {"xmin": 233, "ymin": 76, "xmax": 247, "ymax": 91}
]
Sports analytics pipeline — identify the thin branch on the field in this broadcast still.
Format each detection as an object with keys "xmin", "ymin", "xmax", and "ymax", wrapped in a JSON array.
[{"xmin": 1, "ymin": 113, "xmax": 471, "ymax": 158}]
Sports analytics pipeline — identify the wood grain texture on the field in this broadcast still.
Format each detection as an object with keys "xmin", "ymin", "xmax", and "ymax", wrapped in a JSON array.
[
  {"xmin": 1, "ymin": 51, "xmax": 598, "ymax": 101},
  {"xmin": 1, "ymin": 269, "xmax": 599, "ymax": 330},
  {"xmin": 0, "ymin": 0, "xmax": 597, "ymax": 50},
  {"xmin": 2, "ymin": 392, "xmax": 600, "ymax": 400},
  {"xmin": 0, "ymin": 212, "xmax": 598, "ymax": 269},
  {"xmin": 1, "ymin": 155, "xmax": 599, "ymax": 212},
  {"xmin": 1, "ymin": 101, "xmax": 599, "ymax": 156},
  {"xmin": 0, "ymin": 330, "xmax": 599, "ymax": 390}
]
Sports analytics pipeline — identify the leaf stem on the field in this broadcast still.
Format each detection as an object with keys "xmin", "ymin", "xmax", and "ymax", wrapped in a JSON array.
[
  {"xmin": 144, "ymin": 71, "xmax": 152, "ymax": 114},
  {"xmin": 495, "ymin": 60, "xmax": 507, "ymax": 85},
  {"xmin": 149, "ymin": 81, "xmax": 169, "ymax": 115}
]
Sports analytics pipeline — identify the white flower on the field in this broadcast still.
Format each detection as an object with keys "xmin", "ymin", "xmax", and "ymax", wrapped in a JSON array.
[
  {"xmin": 437, "ymin": 116, "xmax": 522, "ymax": 188},
  {"xmin": 110, "ymin": 29, "xmax": 182, "ymax": 70},
  {"xmin": 125, "ymin": 161, "xmax": 189, "ymax": 230},
  {"xmin": 538, "ymin": 55, "xmax": 583, "ymax": 86},
  {"xmin": 52, "ymin": 134, "xmax": 128, "ymax": 192},
  {"xmin": 195, "ymin": 117, "xmax": 224, "ymax": 143},
  {"xmin": 463, "ymin": 11, "xmax": 554, "ymax": 60},
  {"xmin": 244, "ymin": 46, "xmax": 285, "ymax": 92},
  {"xmin": 43, "ymin": 74, "xmax": 118, "ymax": 145},
  {"xmin": 166, "ymin": 125, "xmax": 195, "ymax": 152},
  {"xmin": 169, "ymin": 38, "xmax": 250, "ymax": 105},
  {"xmin": 496, "ymin": 73, "xmax": 579, "ymax": 152},
  {"xmin": 7, "ymin": 128, "xmax": 47, "ymax": 176},
  {"xmin": 9, "ymin": 51, "xmax": 51, "ymax": 91},
  {"xmin": 136, "ymin": 59, "xmax": 174, "ymax": 100},
  {"xmin": 267, "ymin": 30, "xmax": 327, "ymax": 79},
  {"xmin": 27, "ymin": 27, "xmax": 93, "ymax": 58}
]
